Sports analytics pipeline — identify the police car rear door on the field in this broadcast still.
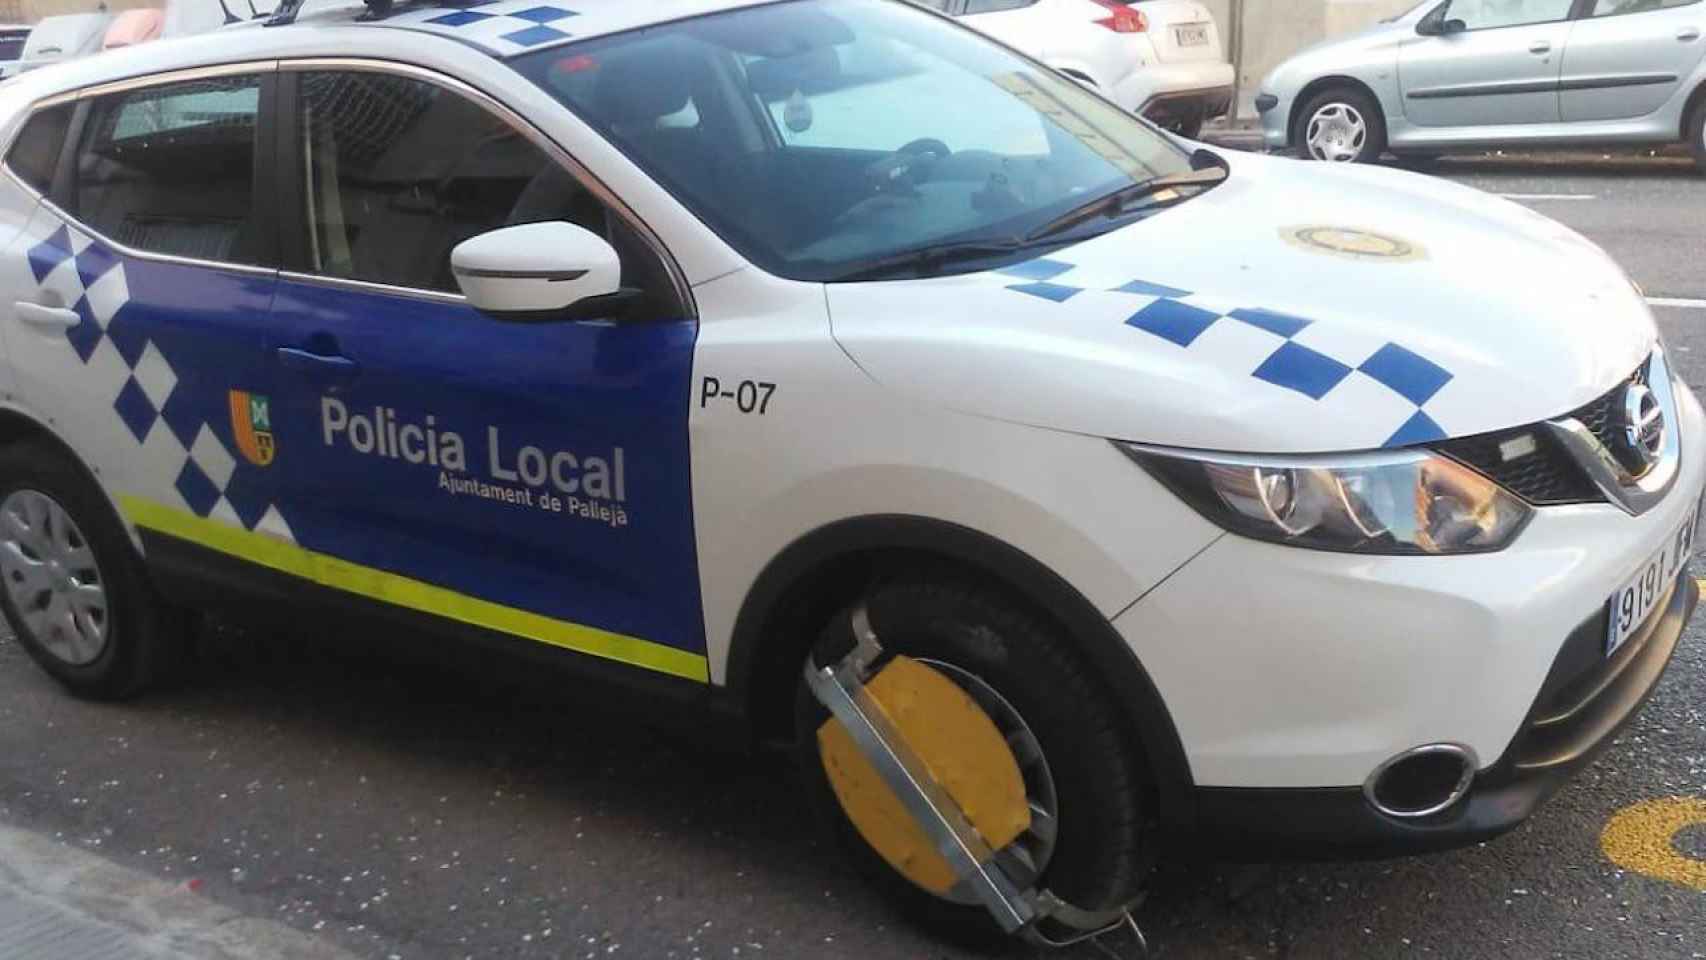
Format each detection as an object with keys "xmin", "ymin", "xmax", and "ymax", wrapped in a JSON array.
[
  {"xmin": 261, "ymin": 64, "xmax": 708, "ymax": 683},
  {"xmin": 1, "ymin": 69, "xmax": 290, "ymax": 560}
]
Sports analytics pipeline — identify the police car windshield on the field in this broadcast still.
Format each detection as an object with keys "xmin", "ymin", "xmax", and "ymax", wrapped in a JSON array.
[{"xmin": 511, "ymin": 0, "xmax": 1196, "ymax": 282}]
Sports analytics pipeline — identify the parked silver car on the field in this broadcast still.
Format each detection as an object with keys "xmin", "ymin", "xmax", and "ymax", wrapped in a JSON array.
[{"xmin": 1256, "ymin": 0, "xmax": 1706, "ymax": 172}]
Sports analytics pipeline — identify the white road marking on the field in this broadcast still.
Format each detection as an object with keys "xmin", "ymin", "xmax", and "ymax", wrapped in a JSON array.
[
  {"xmin": 1650, "ymin": 297, "xmax": 1706, "ymax": 310},
  {"xmin": 1499, "ymin": 193, "xmax": 1597, "ymax": 201}
]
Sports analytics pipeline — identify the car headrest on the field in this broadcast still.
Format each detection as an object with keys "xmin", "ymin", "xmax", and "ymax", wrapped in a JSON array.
[{"xmin": 594, "ymin": 51, "xmax": 693, "ymax": 127}]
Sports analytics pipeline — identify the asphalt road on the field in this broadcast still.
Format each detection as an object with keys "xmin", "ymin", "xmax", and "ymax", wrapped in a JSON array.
[{"xmin": 2, "ymin": 158, "xmax": 1705, "ymax": 960}]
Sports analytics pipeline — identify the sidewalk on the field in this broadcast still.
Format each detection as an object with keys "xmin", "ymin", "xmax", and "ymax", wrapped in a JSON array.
[{"xmin": 0, "ymin": 825, "xmax": 357, "ymax": 960}]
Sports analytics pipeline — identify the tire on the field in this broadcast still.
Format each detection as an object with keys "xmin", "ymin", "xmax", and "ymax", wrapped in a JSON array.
[
  {"xmin": 1690, "ymin": 99, "xmax": 1706, "ymax": 176},
  {"xmin": 793, "ymin": 577, "xmax": 1150, "ymax": 943},
  {"xmin": 1294, "ymin": 86, "xmax": 1387, "ymax": 164},
  {"xmin": 0, "ymin": 441, "xmax": 177, "ymax": 699}
]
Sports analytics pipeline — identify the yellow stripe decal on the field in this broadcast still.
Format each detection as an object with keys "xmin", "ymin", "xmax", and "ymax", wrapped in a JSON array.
[{"xmin": 120, "ymin": 496, "xmax": 710, "ymax": 683}]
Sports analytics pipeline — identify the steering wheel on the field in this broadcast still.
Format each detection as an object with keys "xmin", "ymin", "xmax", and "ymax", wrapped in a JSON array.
[
  {"xmin": 897, "ymin": 138, "xmax": 951, "ymax": 162},
  {"xmin": 866, "ymin": 138, "xmax": 953, "ymax": 195}
]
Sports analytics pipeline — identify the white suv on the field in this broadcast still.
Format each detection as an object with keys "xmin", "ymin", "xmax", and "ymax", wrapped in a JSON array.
[
  {"xmin": 919, "ymin": 0, "xmax": 1235, "ymax": 136},
  {"xmin": 0, "ymin": 0, "xmax": 1696, "ymax": 947}
]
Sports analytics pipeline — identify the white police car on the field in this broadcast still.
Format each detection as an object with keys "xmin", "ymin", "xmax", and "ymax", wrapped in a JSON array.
[{"xmin": 0, "ymin": 0, "xmax": 1697, "ymax": 946}]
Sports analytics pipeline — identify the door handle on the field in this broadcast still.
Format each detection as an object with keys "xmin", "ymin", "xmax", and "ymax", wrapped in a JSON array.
[
  {"xmin": 1529, "ymin": 40, "xmax": 1552, "ymax": 54},
  {"xmin": 14, "ymin": 301, "xmax": 80, "ymax": 331},
  {"xmin": 277, "ymin": 346, "xmax": 360, "ymax": 379},
  {"xmin": 1680, "ymin": 27, "xmax": 1702, "ymax": 41}
]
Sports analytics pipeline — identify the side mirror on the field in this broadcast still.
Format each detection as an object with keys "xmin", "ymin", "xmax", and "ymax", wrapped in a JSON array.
[
  {"xmin": 452, "ymin": 221, "xmax": 630, "ymax": 321},
  {"xmin": 1416, "ymin": 2, "xmax": 1460, "ymax": 36}
]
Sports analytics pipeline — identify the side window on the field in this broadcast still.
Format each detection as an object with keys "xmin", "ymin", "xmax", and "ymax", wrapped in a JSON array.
[
  {"xmin": 75, "ymin": 75, "xmax": 265, "ymax": 264},
  {"xmin": 295, "ymin": 71, "xmax": 651, "ymax": 297},
  {"xmin": 5, "ymin": 103, "xmax": 73, "ymax": 195},
  {"xmin": 1590, "ymin": 0, "xmax": 1700, "ymax": 15},
  {"xmin": 963, "ymin": 0, "xmax": 1036, "ymax": 12},
  {"xmin": 1442, "ymin": 0, "xmax": 1575, "ymax": 30}
]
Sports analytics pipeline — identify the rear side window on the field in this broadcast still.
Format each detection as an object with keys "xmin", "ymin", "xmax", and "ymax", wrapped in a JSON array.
[
  {"xmin": 1590, "ymin": 0, "xmax": 1700, "ymax": 14},
  {"xmin": 6, "ymin": 104, "xmax": 74, "ymax": 196},
  {"xmin": 74, "ymin": 75, "xmax": 265, "ymax": 264}
]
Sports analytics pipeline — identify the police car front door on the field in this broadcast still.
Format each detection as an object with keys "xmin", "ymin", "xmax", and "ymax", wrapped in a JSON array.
[{"xmin": 262, "ymin": 69, "xmax": 708, "ymax": 683}]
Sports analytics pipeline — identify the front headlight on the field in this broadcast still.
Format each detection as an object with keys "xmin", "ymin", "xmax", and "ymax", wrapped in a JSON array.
[{"xmin": 1119, "ymin": 444, "xmax": 1533, "ymax": 555}]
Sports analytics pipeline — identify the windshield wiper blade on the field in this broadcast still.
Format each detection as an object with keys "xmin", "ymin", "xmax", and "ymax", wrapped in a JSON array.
[
  {"xmin": 1024, "ymin": 166, "xmax": 1229, "ymax": 244},
  {"xmin": 828, "ymin": 240, "xmax": 1026, "ymax": 283}
]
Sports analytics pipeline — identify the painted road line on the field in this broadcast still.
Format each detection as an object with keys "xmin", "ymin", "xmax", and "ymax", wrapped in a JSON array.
[
  {"xmin": 1499, "ymin": 193, "xmax": 1597, "ymax": 201},
  {"xmin": 1601, "ymin": 797, "xmax": 1706, "ymax": 891},
  {"xmin": 1649, "ymin": 297, "xmax": 1706, "ymax": 310}
]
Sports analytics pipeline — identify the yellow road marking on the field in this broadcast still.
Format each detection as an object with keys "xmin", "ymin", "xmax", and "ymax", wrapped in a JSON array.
[{"xmin": 1600, "ymin": 798, "xmax": 1706, "ymax": 891}]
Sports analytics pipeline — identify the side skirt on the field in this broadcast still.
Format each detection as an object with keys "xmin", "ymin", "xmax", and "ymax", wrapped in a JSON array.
[{"xmin": 141, "ymin": 530, "xmax": 751, "ymax": 749}]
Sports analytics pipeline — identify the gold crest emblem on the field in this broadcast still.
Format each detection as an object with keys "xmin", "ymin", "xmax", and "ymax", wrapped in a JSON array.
[{"xmin": 229, "ymin": 390, "xmax": 276, "ymax": 467}]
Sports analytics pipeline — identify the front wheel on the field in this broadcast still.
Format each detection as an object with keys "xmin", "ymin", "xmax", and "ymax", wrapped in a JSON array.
[
  {"xmin": 0, "ymin": 441, "xmax": 177, "ymax": 699},
  {"xmin": 794, "ymin": 577, "xmax": 1150, "ymax": 941},
  {"xmin": 1295, "ymin": 87, "xmax": 1387, "ymax": 163}
]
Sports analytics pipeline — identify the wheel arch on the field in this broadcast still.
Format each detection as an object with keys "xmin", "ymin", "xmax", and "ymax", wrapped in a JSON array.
[
  {"xmin": 1288, "ymin": 75, "xmax": 1387, "ymax": 149},
  {"xmin": 722, "ymin": 513, "xmax": 1198, "ymax": 830},
  {"xmin": 1052, "ymin": 65, "xmax": 1099, "ymax": 87},
  {"xmin": 1682, "ymin": 74, "xmax": 1706, "ymax": 143},
  {"xmin": 0, "ymin": 404, "xmax": 140, "ymax": 553}
]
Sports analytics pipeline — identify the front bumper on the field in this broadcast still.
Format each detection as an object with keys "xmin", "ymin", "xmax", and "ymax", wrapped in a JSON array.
[
  {"xmin": 1256, "ymin": 90, "xmax": 1292, "ymax": 150},
  {"xmin": 1187, "ymin": 574, "xmax": 1696, "ymax": 859},
  {"xmin": 1113, "ymin": 379, "xmax": 1705, "ymax": 848}
]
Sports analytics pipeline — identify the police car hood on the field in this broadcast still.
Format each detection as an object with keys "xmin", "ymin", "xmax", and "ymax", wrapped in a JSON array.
[{"xmin": 826, "ymin": 151, "xmax": 1654, "ymax": 453}]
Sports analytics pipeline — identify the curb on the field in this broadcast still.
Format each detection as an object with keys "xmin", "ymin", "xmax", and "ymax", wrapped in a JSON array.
[{"xmin": 0, "ymin": 825, "xmax": 359, "ymax": 960}]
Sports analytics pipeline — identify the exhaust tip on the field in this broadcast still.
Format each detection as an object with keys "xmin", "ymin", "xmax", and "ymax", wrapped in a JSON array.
[{"xmin": 1363, "ymin": 743, "xmax": 1477, "ymax": 820}]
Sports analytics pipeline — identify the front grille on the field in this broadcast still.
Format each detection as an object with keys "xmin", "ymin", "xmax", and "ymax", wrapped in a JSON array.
[
  {"xmin": 1436, "ymin": 361, "xmax": 1648, "ymax": 506},
  {"xmin": 1502, "ymin": 573, "xmax": 1692, "ymax": 773}
]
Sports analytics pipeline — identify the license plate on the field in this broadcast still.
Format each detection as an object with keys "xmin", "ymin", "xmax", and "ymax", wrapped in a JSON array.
[
  {"xmin": 1606, "ymin": 501, "xmax": 1700, "ymax": 657},
  {"xmin": 1175, "ymin": 24, "xmax": 1209, "ymax": 46}
]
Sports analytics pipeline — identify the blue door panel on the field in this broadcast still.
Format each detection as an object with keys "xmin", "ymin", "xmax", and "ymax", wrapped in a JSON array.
[{"xmin": 264, "ymin": 279, "xmax": 706, "ymax": 656}]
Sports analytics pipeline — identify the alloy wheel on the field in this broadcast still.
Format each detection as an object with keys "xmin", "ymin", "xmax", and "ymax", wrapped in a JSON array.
[
  {"xmin": 0, "ymin": 489, "xmax": 110, "ymax": 665},
  {"xmin": 1306, "ymin": 103, "xmax": 1368, "ymax": 162}
]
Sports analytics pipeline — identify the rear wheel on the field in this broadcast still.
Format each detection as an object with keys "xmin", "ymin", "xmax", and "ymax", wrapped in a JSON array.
[
  {"xmin": 1295, "ymin": 87, "xmax": 1386, "ymax": 164},
  {"xmin": 794, "ymin": 577, "xmax": 1150, "ymax": 942},
  {"xmin": 0, "ymin": 441, "xmax": 176, "ymax": 699}
]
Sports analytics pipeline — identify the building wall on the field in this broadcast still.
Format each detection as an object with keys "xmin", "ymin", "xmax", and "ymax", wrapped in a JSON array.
[
  {"xmin": 11, "ymin": 0, "xmax": 160, "ymax": 24},
  {"xmin": 1201, "ymin": 0, "xmax": 1417, "ymax": 112}
]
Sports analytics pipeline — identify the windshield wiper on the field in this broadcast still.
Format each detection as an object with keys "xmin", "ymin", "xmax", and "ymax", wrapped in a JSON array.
[
  {"xmin": 1024, "ymin": 165, "xmax": 1229, "ymax": 244},
  {"xmin": 827, "ymin": 240, "xmax": 1027, "ymax": 283}
]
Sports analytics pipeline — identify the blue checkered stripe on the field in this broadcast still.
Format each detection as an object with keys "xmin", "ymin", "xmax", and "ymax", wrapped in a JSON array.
[
  {"xmin": 25, "ymin": 222, "xmax": 293, "ymax": 539},
  {"xmin": 999, "ymin": 259, "xmax": 1454, "ymax": 449},
  {"xmin": 414, "ymin": 2, "xmax": 578, "ymax": 53}
]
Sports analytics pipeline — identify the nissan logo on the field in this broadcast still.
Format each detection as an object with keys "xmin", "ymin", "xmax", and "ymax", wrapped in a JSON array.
[{"xmin": 1618, "ymin": 383, "xmax": 1666, "ymax": 475}]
